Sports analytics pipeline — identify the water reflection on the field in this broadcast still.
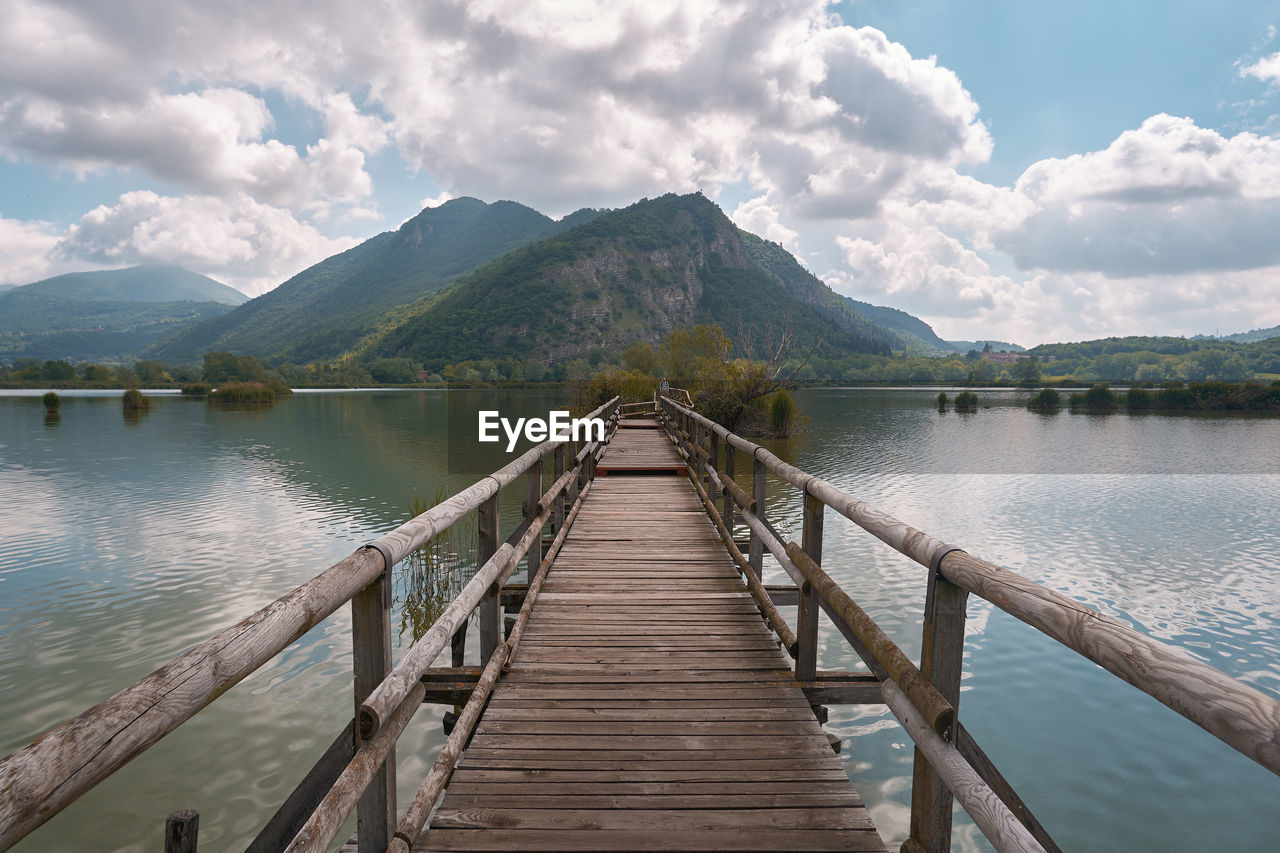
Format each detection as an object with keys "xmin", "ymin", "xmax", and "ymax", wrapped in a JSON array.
[
  {"xmin": 396, "ymin": 489, "xmax": 477, "ymax": 644},
  {"xmin": 0, "ymin": 388, "xmax": 1276, "ymax": 852}
]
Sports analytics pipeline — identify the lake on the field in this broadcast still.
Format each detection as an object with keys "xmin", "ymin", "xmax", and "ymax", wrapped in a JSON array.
[{"xmin": 1, "ymin": 388, "xmax": 1277, "ymax": 851}]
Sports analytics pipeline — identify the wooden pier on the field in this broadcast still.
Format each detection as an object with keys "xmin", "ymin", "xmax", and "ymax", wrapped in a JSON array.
[
  {"xmin": 3, "ymin": 392, "xmax": 1280, "ymax": 853},
  {"xmin": 419, "ymin": 466, "xmax": 885, "ymax": 851}
]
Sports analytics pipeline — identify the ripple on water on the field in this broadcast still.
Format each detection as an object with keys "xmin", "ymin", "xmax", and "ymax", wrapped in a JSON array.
[{"xmin": 1, "ymin": 390, "xmax": 1278, "ymax": 851}]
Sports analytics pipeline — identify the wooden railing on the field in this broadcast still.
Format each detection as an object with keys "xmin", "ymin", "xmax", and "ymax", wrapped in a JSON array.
[
  {"xmin": 658, "ymin": 394, "xmax": 1280, "ymax": 853},
  {"xmin": 0, "ymin": 397, "xmax": 621, "ymax": 852}
]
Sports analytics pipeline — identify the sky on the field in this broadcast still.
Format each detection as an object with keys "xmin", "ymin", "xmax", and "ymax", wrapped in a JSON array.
[{"xmin": 2, "ymin": 1, "xmax": 1280, "ymax": 346}]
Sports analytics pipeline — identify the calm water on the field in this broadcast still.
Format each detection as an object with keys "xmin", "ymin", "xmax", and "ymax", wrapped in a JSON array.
[{"xmin": 1, "ymin": 388, "xmax": 1277, "ymax": 851}]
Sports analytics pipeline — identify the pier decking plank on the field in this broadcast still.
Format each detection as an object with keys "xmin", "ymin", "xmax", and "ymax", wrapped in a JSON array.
[{"xmin": 415, "ymin": 430, "xmax": 886, "ymax": 853}]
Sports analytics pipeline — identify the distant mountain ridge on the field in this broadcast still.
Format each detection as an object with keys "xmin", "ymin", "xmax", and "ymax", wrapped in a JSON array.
[
  {"xmin": 0, "ymin": 265, "xmax": 245, "ymax": 361},
  {"xmin": 1191, "ymin": 324, "xmax": 1280, "ymax": 344},
  {"xmin": 150, "ymin": 198, "xmax": 601, "ymax": 363},
  {"xmin": 6, "ymin": 264, "xmax": 246, "ymax": 304},
  {"xmin": 366, "ymin": 193, "xmax": 900, "ymax": 367}
]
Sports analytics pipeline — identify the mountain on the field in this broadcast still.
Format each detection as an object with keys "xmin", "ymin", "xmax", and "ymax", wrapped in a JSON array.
[
  {"xmin": 4, "ymin": 264, "xmax": 247, "ymax": 305},
  {"xmin": 0, "ymin": 265, "xmax": 246, "ymax": 361},
  {"xmin": 1192, "ymin": 324, "xmax": 1280, "ymax": 344},
  {"xmin": 840, "ymin": 298, "xmax": 956, "ymax": 354},
  {"xmin": 150, "ymin": 198, "xmax": 599, "ymax": 364},
  {"xmin": 948, "ymin": 340, "xmax": 1026, "ymax": 353},
  {"xmin": 365, "ymin": 193, "xmax": 900, "ymax": 367}
]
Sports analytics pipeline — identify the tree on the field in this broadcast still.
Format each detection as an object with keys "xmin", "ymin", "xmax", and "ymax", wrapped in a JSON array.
[
  {"xmin": 369, "ymin": 358, "xmax": 420, "ymax": 383},
  {"xmin": 135, "ymin": 360, "xmax": 170, "ymax": 384},
  {"xmin": 1011, "ymin": 356, "xmax": 1042, "ymax": 388},
  {"xmin": 202, "ymin": 352, "xmax": 266, "ymax": 383},
  {"xmin": 621, "ymin": 342, "xmax": 658, "ymax": 374},
  {"xmin": 969, "ymin": 358, "xmax": 998, "ymax": 382},
  {"xmin": 42, "ymin": 360, "xmax": 76, "ymax": 382}
]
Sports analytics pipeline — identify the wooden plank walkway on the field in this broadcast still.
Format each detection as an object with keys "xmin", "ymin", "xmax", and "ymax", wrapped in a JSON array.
[
  {"xmin": 415, "ymin": 430, "xmax": 887, "ymax": 851},
  {"xmin": 595, "ymin": 423, "xmax": 687, "ymax": 475}
]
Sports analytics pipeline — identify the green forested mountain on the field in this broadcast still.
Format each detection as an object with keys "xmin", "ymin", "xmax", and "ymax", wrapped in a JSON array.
[
  {"xmin": 841, "ymin": 297, "xmax": 957, "ymax": 353},
  {"xmin": 3, "ymin": 264, "xmax": 246, "ymax": 305},
  {"xmin": 150, "ymin": 197, "xmax": 598, "ymax": 363},
  {"xmin": 0, "ymin": 265, "xmax": 246, "ymax": 360},
  {"xmin": 366, "ymin": 193, "xmax": 900, "ymax": 368}
]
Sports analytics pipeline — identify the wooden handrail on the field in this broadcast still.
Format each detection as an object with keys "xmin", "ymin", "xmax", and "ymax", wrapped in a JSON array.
[
  {"xmin": 659, "ymin": 396, "xmax": 1280, "ymax": 777},
  {"xmin": 0, "ymin": 545, "xmax": 386, "ymax": 850},
  {"xmin": 786, "ymin": 542, "xmax": 954, "ymax": 739},
  {"xmin": 0, "ymin": 397, "xmax": 618, "ymax": 851}
]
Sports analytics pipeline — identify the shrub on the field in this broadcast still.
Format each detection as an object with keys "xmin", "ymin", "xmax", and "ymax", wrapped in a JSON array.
[
  {"xmin": 42, "ymin": 391, "xmax": 60, "ymax": 412},
  {"xmin": 1069, "ymin": 383, "xmax": 1118, "ymax": 412},
  {"xmin": 954, "ymin": 391, "xmax": 979, "ymax": 412},
  {"xmin": 936, "ymin": 392, "xmax": 948, "ymax": 412},
  {"xmin": 1027, "ymin": 388, "xmax": 1061, "ymax": 413},
  {"xmin": 122, "ymin": 389, "xmax": 152, "ymax": 411},
  {"xmin": 769, "ymin": 389, "xmax": 797, "ymax": 437},
  {"xmin": 208, "ymin": 381, "xmax": 276, "ymax": 403},
  {"xmin": 181, "ymin": 383, "xmax": 211, "ymax": 396},
  {"xmin": 1126, "ymin": 387, "xmax": 1154, "ymax": 411}
]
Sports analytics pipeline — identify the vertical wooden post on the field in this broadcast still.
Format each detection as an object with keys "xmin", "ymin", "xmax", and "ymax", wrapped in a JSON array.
[
  {"xmin": 908, "ymin": 559, "xmax": 970, "ymax": 853},
  {"xmin": 709, "ymin": 431, "xmax": 720, "ymax": 504},
  {"xmin": 722, "ymin": 442, "xmax": 736, "ymax": 536},
  {"xmin": 164, "ymin": 810, "xmax": 199, "ymax": 853},
  {"xmin": 477, "ymin": 493, "xmax": 501, "ymax": 663},
  {"xmin": 526, "ymin": 455, "xmax": 543, "ymax": 574},
  {"xmin": 795, "ymin": 491, "xmax": 824, "ymax": 681},
  {"xmin": 553, "ymin": 443, "xmax": 566, "ymax": 531},
  {"xmin": 352, "ymin": 567, "xmax": 394, "ymax": 850},
  {"xmin": 749, "ymin": 456, "xmax": 765, "ymax": 580}
]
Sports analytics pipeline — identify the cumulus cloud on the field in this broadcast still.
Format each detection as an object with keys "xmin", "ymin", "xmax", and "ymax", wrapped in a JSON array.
[
  {"xmin": 1239, "ymin": 51, "xmax": 1280, "ymax": 85},
  {"xmin": 0, "ymin": 87, "xmax": 375, "ymax": 214},
  {"xmin": 809, "ymin": 113, "xmax": 1280, "ymax": 343},
  {"xmin": 995, "ymin": 115, "xmax": 1280, "ymax": 276},
  {"xmin": 2, "ymin": 0, "xmax": 990, "ymax": 219},
  {"xmin": 53, "ymin": 191, "xmax": 357, "ymax": 295},
  {"xmin": 3, "ymin": 0, "xmax": 1279, "ymax": 343},
  {"xmin": 0, "ymin": 214, "xmax": 60, "ymax": 284}
]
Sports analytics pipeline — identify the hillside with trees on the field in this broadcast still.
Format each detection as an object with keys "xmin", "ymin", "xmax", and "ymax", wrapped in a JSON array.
[
  {"xmin": 364, "ymin": 193, "xmax": 900, "ymax": 369},
  {"xmin": 149, "ymin": 198, "xmax": 601, "ymax": 364},
  {"xmin": 0, "ymin": 265, "xmax": 246, "ymax": 361}
]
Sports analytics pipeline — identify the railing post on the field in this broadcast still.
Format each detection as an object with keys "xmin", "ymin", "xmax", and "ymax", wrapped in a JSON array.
[
  {"xmin": 478, "ymin": 493, "xmax": 501, "ymax": 663},
  {"xmin": 722, "ymin": 441, "xmax": 736, "ymax": 536},
  {"xmin": 352, "ymin": 565, "xmax": 394, "ymax": 850},
  {"xmin": 553, "ymin": 443, "xmax": 566, "ymax": 531},
  {"xmin": 526, "ymin": 455, "xmax": 543, "ymax": 574},
  {"xmin": 908, "ymin": 559, "xmax": 970, "ymax": 853},
  {"xmin": 749, "ymin": 456, "xmax": 765, "ymax": 580},
  {"xmin": 164, "ymin": 810, "xmax": 199, "ymax": 853},
  {"xmin": 796, "ymin": 491, "xmax": 824, "ymax": 681}
]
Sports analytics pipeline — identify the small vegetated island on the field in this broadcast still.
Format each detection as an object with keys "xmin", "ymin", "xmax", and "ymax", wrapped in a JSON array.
[
  {"xmin": 1056, "ymin": 381, "xmax": 1280, "ymax": 413},
  {"xmin": 571, "ymin": 325, "xmax": 801, "ymax": 438}
]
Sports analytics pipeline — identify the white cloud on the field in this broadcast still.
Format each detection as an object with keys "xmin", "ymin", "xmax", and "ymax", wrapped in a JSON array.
[
  {"xmin": 0, "ymin": 214, "xmax": 61, "ymax": 284},
  {"xmin": 996, "ymin": 115, "xmax": 1280, "ymax": 276},
  {"xmin": 53, "ymin": 191, "xmax": 357, "ymax": 295},
  {"xmin": 1240, "ymin": 51, "xmax": 1280, "ymax": 84},
  {"xmin": 3, "ymin": 0, "xmax": 1280, "ymax": 344},
  {"xmin": 0, "ymin": 0, "xmax": 987, "ymax": 218},
  {"xmin": 0, "ymin": 88, "xmax": 375, "ymax": 214}
]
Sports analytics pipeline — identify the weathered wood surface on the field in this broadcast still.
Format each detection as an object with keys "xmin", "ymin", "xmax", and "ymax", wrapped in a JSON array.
[
  {"xmin": 415, "ymin": 435, "xmax": 886, "ymax": 852},
  {"xmin": 596, "ymin": 428, "xmax": 687, "ymax": 475}
]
